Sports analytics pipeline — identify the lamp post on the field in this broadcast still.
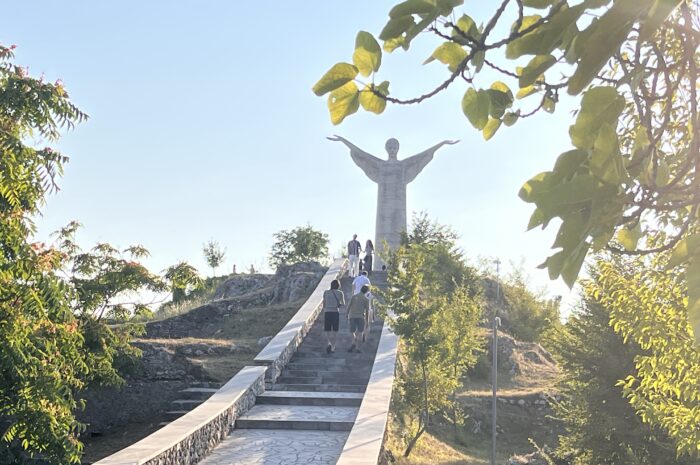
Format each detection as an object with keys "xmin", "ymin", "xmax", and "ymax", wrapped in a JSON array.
[{"xmin": 491, "ymin": 258, "xmax": 501, "ymax": 465}]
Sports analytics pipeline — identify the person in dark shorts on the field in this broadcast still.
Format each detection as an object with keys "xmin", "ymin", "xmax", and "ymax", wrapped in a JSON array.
[
  {"xmin": 346, "ymin": 285, "xmax": 370, "ymax": 353},
  {"xmin": 322, "ymin": 279, "xmax": 345, "ymax": 353}
]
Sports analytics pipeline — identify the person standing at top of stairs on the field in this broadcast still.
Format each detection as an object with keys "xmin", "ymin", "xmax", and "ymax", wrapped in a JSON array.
[
  {"xmin": 322, "ymin": 279, "xmax": 345, "ymax": 353},
  {"xmin": 347, "ymin": 235, "xmax": 362, "ymax": 278}
]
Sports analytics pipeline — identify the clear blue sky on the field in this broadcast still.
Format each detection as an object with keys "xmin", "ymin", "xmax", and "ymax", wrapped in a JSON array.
[{"xmin": 4, "ymin": 2, "xmax": 580, "ymax": 307}]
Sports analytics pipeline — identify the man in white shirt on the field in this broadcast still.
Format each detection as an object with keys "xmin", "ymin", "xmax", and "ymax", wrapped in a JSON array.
[{"xmin": 352, "ymin": 270, "xmax": 371, "ymax": 295}]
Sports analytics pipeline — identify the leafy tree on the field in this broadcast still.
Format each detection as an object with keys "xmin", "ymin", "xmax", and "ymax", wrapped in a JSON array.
[
  {"xmin": 313, "ymin": 1, "xmax": 700, "ymax": 343},
  {"xmin": 202, "ymin": 239, "xmax": 226, "ymax": 277},
  {"xmin": 384, "ymin": 217, "xmax": 483, "ymax": 457},
  {"xmin": 163, "ymin": 261, "xmax": 203, "ymax": 304},
  {"xmin": 0, "ymin": 44, "xmax": 90, "ymax": 464},
  {"xmin": 549, "ymin": 287, "xmax": 694, "ymax": 465},
  {"xmin": 268, "ymin": 224, "xmax": 329, "ymax": 268},
  {"xmin": 499, "ymin": 269, "xmax": 561, "ymax": 342},
  {"xmin": 587, "ymin": 252, "xmax": 700, "ymax": 457},
  {"xmin": 401, "ymin": 212, "xmax": 481, "ymax": 297}
]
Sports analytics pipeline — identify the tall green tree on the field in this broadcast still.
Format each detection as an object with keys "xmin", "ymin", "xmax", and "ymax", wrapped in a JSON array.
[
  {"xmin": 550, "ymin": 282, "xmax": 694, "ymax": 465},
  {"xmin": 0, "ymin": 44, "xmax": 90, "ymax": 464},
  {"xmin": 587, "ymin": 252, "xmax": 700, "ymax": 457},
  {"xmin": 313, "ymin": 1, "xmax": 700, "ymax": 344},
  {"xmin": 385, "ymin": 216, "xmax": 483, "ymax": 457},
  {"xmin": 269, "ymin": 224, "xmax": 329, "ymax": 268}
]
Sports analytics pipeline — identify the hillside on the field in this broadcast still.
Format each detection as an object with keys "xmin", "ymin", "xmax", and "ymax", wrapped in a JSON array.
[
  {"xmin": 384, "ymin": 330, "xmax": 562, "ymax": 465},
  {"xmin": 79, "ymin": 262, "xmax": 326, "ymax": 463}
]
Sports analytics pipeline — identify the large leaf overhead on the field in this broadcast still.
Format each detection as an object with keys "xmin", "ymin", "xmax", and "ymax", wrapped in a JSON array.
[
  {"xmin": 328, "ymin": 81, "xmax": 360, "ymax": 125},
  {"xmin": 312, "ymin": 63, "xmax": 359, "ymax": 96},
  {"xmin": 353, "ymin": 31, "xmax": 382, "ymax": 77}
]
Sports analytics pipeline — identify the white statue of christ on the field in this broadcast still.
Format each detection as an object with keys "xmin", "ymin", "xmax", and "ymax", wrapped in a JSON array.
[{"xmin": 328, "ymin": 135, "xmax": 458, "ymax": 266}]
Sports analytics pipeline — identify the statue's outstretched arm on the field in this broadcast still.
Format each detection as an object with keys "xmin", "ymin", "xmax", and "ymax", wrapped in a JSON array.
[
  {"xmin": 403, "ymin": 140, "xmax": 459, "ymax": 183},
  {"xmin": 327, "ymin": 135, "xmax": 382, "ymax": 183}
]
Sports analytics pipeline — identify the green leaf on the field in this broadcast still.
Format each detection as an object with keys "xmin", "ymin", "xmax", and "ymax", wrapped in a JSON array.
[
  {"xmin": 487, "ymin": 82, "xmax": 513, "ymax": 118},
  {"xmin": 503, "ymin": 111, "xmax": 520, "ymax": 127},
  {"xmin": 472, "ymin": 50, "xmax": 485, "ymax": 72},
  {"xmin": 617, "ymin": 223, "xmax": 642, "ymax": 251},
  {"xmin": 519, "ymin": 171, "xmax": 555, "ymax": 203},
  {"xmin": 516, "ymin": 85, "xmax": 538, "ymax": 99},
  {"xmin": 542, "ymin": 96, "xmax": 556, "ymax": 113},
  {"xmin": 461, "ymin": 88, "xmax": 490, "ymax": 130},
  {"xmin": 561, "ymin": 242, "xmax": 589, "ymax": 288},
  {"xmin": 521, "ymin": 173, "xmax": 604, "ymax": 208},
  {"xmin": 404, "ymin": 11, "xmax": 440, "ymax": 50},
  {"xmin": 383, "ymin": 36, "xmax": 406, "ymax": 53},
  {"xmin": 379, "ymin": 16, "xmax": 416, "ymax": 41},
  {"xmin": 567, "ymin": 0, "xmax": 646, "ymax": 95},
  {"xmin": 482, "ymin": 118, "xmax": 501, "ymax": 140},
  {"xmin": 527, "ymin": 208, "xmax": 547, "ymax": 230},
  {"xmin": 353, "ymin": 31, "xmax": 382, "ymax": 77},
  {"xmin": 427, "ymin": 42, "xmax": 467, "ymax": 72},
  {"xmin": 328, "ymin": 81, "xmax": 360, "ymax": 125},
  {"xmin": 313, "ymin": 63, "xmax": 359, "ymax": 96},
  {"xmin": 451, "ymin": 14, "xmax": 480, "ymax": 44},
  {"xmin": 389, "ymin": 0, "xmax": 436, "ymax": 18},
  {"xmin": 552, "ymin": 149, "xmax": 589, "ymax": 182},
  {"xmin": 569, "ymin": 87, "xmax": 625, "ymax": 149},
  {"xmin": 667, "ymin": 234, "xmax": 700, "ymax": 269},
  {"xmin": 590, "ymin": 122, "xmax": 625, "ymax": 184},
  {"xmin": 519, "ymin": 54, "xmax": 556, "ymax": 87},
  {"xmin": 506, "ymin": 5, "xmax": 585, "ymax": 59},
  {"xmin": 359, "ymin": 81, "xmax": 390, "ymax": 114}
]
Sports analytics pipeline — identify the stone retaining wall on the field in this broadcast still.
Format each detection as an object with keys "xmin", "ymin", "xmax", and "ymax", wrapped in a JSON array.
[
  {"xmin": 336, "ymin": 317, "xmax": 398, "ymax": 465},
  {"xmin": 92, "ymin": 366, "xmax": 266, "ymax": 465}
]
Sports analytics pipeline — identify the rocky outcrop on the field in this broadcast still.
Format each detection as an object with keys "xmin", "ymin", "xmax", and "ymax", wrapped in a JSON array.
[
  {"xmin": 487, "ymin": 331, "xmax": 557, "ymax": 376},
  {"xmin": 214, "ymin": 262, "xmax": 326, "ymax": 303},
  {"xmin": 145, "ymin": 263, "xmax": 326, "ymax": 339}
]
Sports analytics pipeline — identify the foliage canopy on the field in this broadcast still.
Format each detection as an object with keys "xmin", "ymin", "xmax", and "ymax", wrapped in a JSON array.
[
  {"xmin": 314, "ymin": 0, "xmax": 700, "ymax": 343},
  {"xmin": 269, "ymin": 224, "xmax": 329, "ymax": 268}
]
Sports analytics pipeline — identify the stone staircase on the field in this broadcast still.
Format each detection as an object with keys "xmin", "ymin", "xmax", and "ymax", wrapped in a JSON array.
[
  {"xmin": 161, "ymin": 381, "xmax": 222, "ymax": 423},
  {"xmin": 198, "ymin": 271, "xmax": 387, "ymax": 465}
]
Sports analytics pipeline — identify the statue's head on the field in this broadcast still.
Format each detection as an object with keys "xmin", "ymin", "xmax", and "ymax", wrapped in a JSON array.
[{"xmin": 385, "ymin": 138, "xmax": 399, "ymax": 160}]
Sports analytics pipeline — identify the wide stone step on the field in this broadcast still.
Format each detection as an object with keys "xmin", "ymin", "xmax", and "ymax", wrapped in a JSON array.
[
  {"xmin": 286, "ymin": 363, "xmax": 349, "ymax": 372},
  {"xmin": 282, "ymin": 369, "xmax": 371, "ymax": 378},
  {"xmin": 272, "ymin": 383, "xmax": 366, "ymax": 393},
  {"xmin": 276, "ymin": 375, "xmax": 321, "ymax": 384},
  {"xmin": 178, "ymin": 387, "xmax": 219, "ymax": 400},
  {"xmin": 256, "ymin": 391, "xmax": 363, "ymax": 407},
  {"xmin": 235, "ymin": 404, "xmax": 358, "ymax": 431}
]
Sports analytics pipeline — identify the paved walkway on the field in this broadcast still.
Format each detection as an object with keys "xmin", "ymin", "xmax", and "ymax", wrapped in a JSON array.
[{"xmin": 198, "ymin": 272, "xmax": 387, "ymax": 465}]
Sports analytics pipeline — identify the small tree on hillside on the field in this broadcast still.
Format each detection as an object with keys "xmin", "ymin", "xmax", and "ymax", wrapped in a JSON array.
[
  {"xmin": 384, "ymin": 216, "xmax": 483, "ymax": 457},
  {"xmin": 202, "ymin": 239, "xmax": 226, "ymax": 277},
  {"xmin": 163, "ymin": 261, "xmax": 203, "ymax": 304},
  {"xmin": 269, "ymin": 225, "xmax": 329, "ymax": 268}
]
